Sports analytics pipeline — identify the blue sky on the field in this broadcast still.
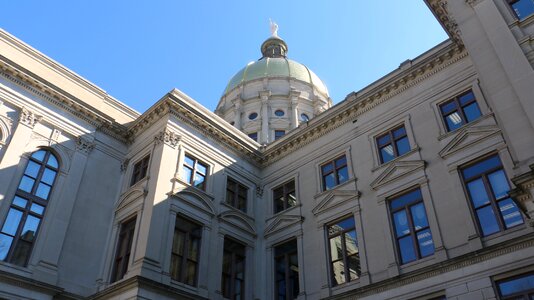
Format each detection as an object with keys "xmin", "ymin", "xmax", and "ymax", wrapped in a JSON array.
[{"xmin": 0, "ymin": 1, "xmax": 447, "ymax": 113}]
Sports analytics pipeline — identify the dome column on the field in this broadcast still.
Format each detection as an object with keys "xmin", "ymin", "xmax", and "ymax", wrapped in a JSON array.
[
  {"xmin": 232, "ymin": 97, "xmax": 242, "ymax": 129},
  {"xmin": 290, "ymin": 90, "xmax": 301, "ymax": 129},
  {"xmin": 260, "ymin": 90, "xmax": 271, "ymax": 144}
]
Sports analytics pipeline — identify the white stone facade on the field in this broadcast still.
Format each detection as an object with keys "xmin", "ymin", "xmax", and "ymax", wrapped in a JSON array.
[{"xmin": 0, "ymin": 1, "xmax": 534, "ymax": 300}]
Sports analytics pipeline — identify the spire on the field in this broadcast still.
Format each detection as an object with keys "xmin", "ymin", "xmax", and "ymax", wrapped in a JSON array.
[{"xmin": 261, "ymin": 20, "xmax": 287, "ymax": 58}]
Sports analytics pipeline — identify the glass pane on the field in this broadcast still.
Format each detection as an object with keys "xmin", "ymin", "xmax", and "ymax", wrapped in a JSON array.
[
  {"xmin": 348, "ymin": 254, "xmax": 360, "ymax": 280},
  {"xmin": 398, "ymin": 236, "xmax": 417, "ymax": 264},
  {"xmin": 41, "ymin": 168, "xmax": 56, "ymax": 185},
  {"xmin": 335, "ymin": 156, "xmax": 347, "ymax": 167},
  {"xmin": 21, "ymin": 215, "xmax": 40, "ymax": 242},
  {"xmin": 170, "ymin": 254, "xmax": 181, "ymax": 280},
  {"xmin": 337, "ymin": 166, "xmax": 348, "ymax": 184},
  {"xmin": 182, "ymin": 167, "xmax": 192, "ymax": 183},
  {"xmin": 0, "ymin": 233, "xmax": 13, "ymax": 260},
  {"xmin": 410, "ymin": 203, "xmax": 429, "ymax": 230},
  {"xmin": 467, "ymin": 179, "xmax": 490, "ymax": 208},
  {"xmin": 345, "ymin": 231, "xmax": 358, "ymax": 255},
  {"xmin": 12, "ymin": 196, "xmax": 27, "ymax": 208},
  {"xmin": 18, "ymin": 176, "xmax": 35, "ymax": 193},
  {"xmin": 184, "ymin": 261, "xmax": 197, "ymax": 285},
  {"xmin": 393, "ymin": 210, "xmax": 410, "ymax": 237},
  {"xmin": 237, "ymin": 196, "xmax": 247, "ymax": 212},
  {"xmin": 335, "ymin": 217, "xmax": 355, "ymax": 231},
  {"xmin": 36, "ymin": 183, "xmax": 51, "ymax": 199},
  {"xmin": 459, "ymin": 91, "xmax": 475, "ymax": 105},
  {"xmin": 477, "ymin": 206, "xmax": 500, "ymax": 236},
  {"xmin": 10, "ymin": 240, "xmax": 32, "ymax": 266},
  {"xmin": 46, "ymin": 155, "xmax": 58, "ymax": 169},
  {"xmin": 287, "ymin": 191, "xmax": 297, "ymax": 208},
  {"xmin": 2, "ymin": 209, "xmax": 23, "ymax": 235},
  {"xmin": 184, "ymin": 156, "xmax": 195, "ymax": 167},
  {"xmin": 396, "ymin": 137, "xmax": 410, "ymax": 156},
  {"xmin": 331, "ymin": 260, "xmax": 346, "ymax": 285},
  {"xmin": 172, "ymin": 231, "xmax": 184, "ymax": 255},
  {"xmin": 380, "ymin": 145, "xmax": 395, "ymax": 163},
  {"xmin": 196, "ymin": 162, "xmax": 207, "ymax": 175},
  {"xmin": 511, "ymin": 0, "xmax": 534, "ymax": 20},
  {"xmin": 498, "ymin": 273, "xmax": 534, "ymax": 296},
  {"xmin": 329, "ymin": 236, "xmax": 343, "ymax": 261},
  {"xmin": 31, "ymin": 150, "xmax": 46, "ymax": 162},
  {"xmin": 445, "ymin": 112, "xmax": 464, "ymax": 131},
  {"xmin": 498, "ymin": 198, "xmax": 524, "ymax": 228},
  {"xmin": 393, "ymin": 126, "xmax": 406, "ymax": 138},
  {"xmin": 275, "ymin": 110, "xmax": 285, "ymax": 117},
  {"xmin": 188, "ymin": 237, "xmax": 199, "ymax": 261},
  {"xmin": 322, "ymin": 163, "xmax": 333, "ymax": 174},
  {"xmin": 24, "ymin": 161, "xmax": 40, "ymax": 178},
  {"xmin": 390, "ymin": 189, "xmax": 422, "ymax": 210},
  {"xmin": 300, "ymin": 113, "xmax": 309, "ymax": 121},
  {"xmin": 377, "ymin": 134, "xmax": 390, "ymax": 146},
  {"xmin": 488, "ymin": 170, "xmax": 510, "ymax": 199},
  {"xmin": 30, "ymin": 203, "xmax": 45, "ymax": 215},
  {"xmin": 463, "ymin": 102, "xmax": 481, "ymax": 123},
  {"xmin": 462, "ymin": 155, "xmax": 501, "ymax": 180},
  {"xmin": 417, "ymin": 229, "xmax": 434, "ymax": 257},
  {"xmin": 193, "ymin": 174, "xmax": 205, "ymax": 189},
  {"xmin": 275, "ymin": 196, "xmax": 285, "ymax": 213},
  {"xmin": 324, "ymin": 173, "xmax": 336, "ymax": 190},
  {"xmin": 440, "ymin": 100, "xmax": 457, "ymax": 114}
]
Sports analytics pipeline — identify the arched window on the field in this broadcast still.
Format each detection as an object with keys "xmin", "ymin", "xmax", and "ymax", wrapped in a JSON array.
[{"xmin": 0, "ymin": 149, "xmax": 59, "ymax": 266}]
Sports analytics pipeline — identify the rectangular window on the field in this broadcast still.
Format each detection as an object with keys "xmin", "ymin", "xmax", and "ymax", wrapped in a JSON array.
[
  {"xmin": 376, "ymin": 125, "xmax": 410, "ymax": 164},
  {"xmin": 275, "ymin": 130, "xmax": 286, "ymax": 140},
  {"xmin": 461, "ymin": 155, "xmax": 523, "ymax": 236},
  {"xmin": 182, "ymin": 154, "xmax": 208, "ymax": 190},
  {"xmin": 321, "ymin": 155, "xmax": 349, "ymax": 191},
  {"xmin": 226, "ymin": 178, "xmax": 248, "ymax": 212},
  {"xmin": 508, "ymin": 0, "xmax": 534, "ymax": 20},
  {"xmin": 221, "ymin": 238, "xmax": 246, "ymax": 300},
  {"xmin": 111, "ymin": 217, "xmax": 136, "ymax": 282},
  {"xmin": 327, "ymin": 216, "xmax": 360, "ymax": 286},
  {"xmin": 130, "ymin": 155, "xmax": 150, "ymax": 186},
  {"xmin": 248, "ymin": 132, "xmax": 258, "ymax": 142},
  {"xmin": 273, "ymin": 180, "xmax": 296, "ymax": 213},
  {"xmin": 170, "ymin": 216, "xmax": 202, "ymax": 286},
  {"xmin": 274, "ymin": 240, "xmax": 299, "ymax": 300},
  {"xmin": 496, "ymin": 272, "xmax": 534, "ymax": 299},
  {"xmin": 389, "ymin": 189, "xmax": 435, "ymax": 264},
  {"xmin": 439, "ymin": 90, "xmax": 481, "ymax": 132}
]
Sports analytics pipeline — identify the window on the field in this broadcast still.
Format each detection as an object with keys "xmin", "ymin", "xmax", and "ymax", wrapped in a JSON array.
[
  {"xmin": 274, "ymin": 110, "xmax": 285, "ymax": 117},
  {"xmin": 439, "ymin": 90, "xmax": 481, "ymax": 132},
  {"xmin": 0, "ymin": 149, "xmax": 58, "ymax": 266},
  {"xmin": 389, "ymin": 189, "xmax": 435, "ymax": 264},
  {"xmin": 130, "ymin": 155, "xmax": 150, "ymax": 186},
  {"xmin": 248, "ymin": 132, "xmax": 258, "ymax": 142},
  {"xmin": 496, "ymin": 272, "xmax": 534, "ymax": 299},
  {"xmin": 460, "ymin": 155, "xmax": 523, "ymax": 236},
  {"xmin": 321, "ymin": 155, "xmax": 349, "ymax": 191},
  {"xmin": 182, "ymin": 155, "xmax": 208, "ymax": 190},
  {"xmin": 221, "ymin": 238, "xmax": 246, "ymax": 300},
  {"xmin": 274, "ymin": 240, "xmax": 299, "ymax": 300},
  {"xmin": 327, "ymin": 217, "xmax": 360, "ymax": 286},
  {"xmin": 248, "ymin": 112, "xmax": 258, "ymax": 120},
  {"xmin": 273, "ymin": 180, "xmax": 296, "ymax": 213},
  {"xmin": 111, "ymin": 217, "xmax": 136, "ymax": 282},
  {"xmin": 376, "ymin": 125, "xmax": 410, "ymax": 164},
  {"xmin": 226, "ymin": 178, "xmax": 248, "ymax": 212},
  {"xmin": 508, "ymin": 0, "xmax": 534, "ymax": 20},
  {"xmin": 300, "ymin": 113, "xmax": 309, "ymax": 122},
  {"xmin": 171, "ymin": 216, "xmax": 202, "ymax": 286},
  {"xmin": 275, "ymin": 130, "xmax": 285, "ymax": 140}
]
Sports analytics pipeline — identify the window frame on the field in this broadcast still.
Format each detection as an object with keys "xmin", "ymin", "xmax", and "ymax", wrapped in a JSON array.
[
  {"xmin": 274, "ymin": 130, "xmax": 286, "ymax": 140},
  {"xmin": 110, "ymin": 216, "xmax": 136, "ymax": 283},
  {"xmin": 326, "ymin": 216, "xmax": 360, "ymax": 286},
  {"xmin": 495, "ymin": 271, "xmax": 534, "ymax": 300},
  {"xmin": 459, "ymin": 154, "xmax": 524, "ymax": 237},
  {"xmin": 130, "ymin": 155, "xmax": 150, "ymax": 186},
  {"xmin": 274, "ymin": 239, "xmax": 300, "ymax": 300},
  {"xmin": 225, "ymin": 177, "xmax": 248, "ymax": 213},
  {"xmin": 507, "ymin": 0, "xmax": 534, "ymax": 20},
  {"xmin": 272, "ymin": 179, "xmax": 296, "ymax": 214},
  {"xmin": 170, "ymin": 215, "xmax": 202, "ymax": 286},
  {"xmin": 439, "ymin": 90, "xmax": 482, "ymax": 132},
  {"xmin": 376, "ymin": 124, "xmax": 410, "ymax": 164},
  {"xmin": 221, "ymin": 237, "xmax": 246, "ymax": 300},
  {"xmin": 182, "ymin": 154, "xmax": 209, "ymax": 191},
  {"xmin": 0, "ymin": 149, "xmax": 59, "ymax": 266},
  {"xmin": 320, "ymin": 154, "xmax": 349, "ymax": 191},
  {"xmin": 388, "ymin": 188, "xmax": 435, "ymax": 265}
]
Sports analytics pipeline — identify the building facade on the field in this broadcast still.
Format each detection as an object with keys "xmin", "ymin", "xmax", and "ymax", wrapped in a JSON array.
[{"xmin": 1, "ymin": 1, "xmax": 534, "ymax": 299}]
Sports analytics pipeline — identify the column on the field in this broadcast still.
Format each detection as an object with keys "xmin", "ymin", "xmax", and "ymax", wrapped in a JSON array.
[
  {"xmin": 232, "ymin": 97, "xmax": 242, "ymax": 129},
  {"xmin": 289, "ymin": 90, "xmax": 300, "ymax": 129},
  {"xmin": 259, "ymin": 91, "xmax": 271, "ymax": 144}
]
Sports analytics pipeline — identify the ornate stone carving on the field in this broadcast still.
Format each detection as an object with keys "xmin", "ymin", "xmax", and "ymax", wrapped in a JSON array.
[
  {"xmin": 19, "ymin": 107, "xmax": 41, "ymax": 128},
  {"xmin": 465, "ymin": 0, "xmax": 481, "ymax": 7},
  {"xmin": 428, "ymin": 0, "xmax": 463, "ymax": 45},
  {"xmin": 256, "ymin": 185, "xmax": 264, "ymax": 198},
  {"xmin": 51, "ymin": 129, "xmax": 61, "ymax": 142},
  {"xmin": 120, "ymin": 158, "xmax": 130, "ymax": 173},
  {"xmin": 76, "ymin": 137, "xmax": 95, "ymax": 154},
  {"xmin": 154, "ymin": 128, "xmax": 181, "ymax": 148},
  {"xmin": 510, "ymin": 164, "xmax": 534, "ymax": 221}
]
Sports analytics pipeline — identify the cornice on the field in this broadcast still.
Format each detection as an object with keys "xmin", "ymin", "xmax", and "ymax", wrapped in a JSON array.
[{"xmin": 426, "ymin": 0, "xmax": 463, "ymax": 45}]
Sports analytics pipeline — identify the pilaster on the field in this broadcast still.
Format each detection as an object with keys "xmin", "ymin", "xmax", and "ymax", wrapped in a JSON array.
[{"xmin": 260, "ymin": 91, "xmax": 271, "ymax": 144}]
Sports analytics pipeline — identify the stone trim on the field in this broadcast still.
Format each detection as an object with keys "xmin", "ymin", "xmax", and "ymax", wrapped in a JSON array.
[
  {"xmin": 426, "ymin": 0, "xmax": 463, "ymax": 45},
  {"xmin": 19, "ymin": 107, "xmax": 41, "ymax": 128},
  {"xmin": 154, "ymin": 128, "xmax": 181, "ymax": 148},
  {"xmin": 76, "ymin": 136, "xmax": 95, "ymax": 154}
]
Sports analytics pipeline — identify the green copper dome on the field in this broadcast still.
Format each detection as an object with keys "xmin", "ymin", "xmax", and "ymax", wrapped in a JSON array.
[{"xmin": 222, "ymin": 35, "xmax": 328, "ymax": 96}]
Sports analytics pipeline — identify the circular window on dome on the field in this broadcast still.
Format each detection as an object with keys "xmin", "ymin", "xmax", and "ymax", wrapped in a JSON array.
[
  {"xmin": 274, "ymin": 110, "xmax": 285, "ymax": 117},
  {"xmin": 300, "ymin": 113, "xmax": 310, "ymax": 122},
  {"xmin": 248, "ymin": 112, "xmax": 258, "ymax": 120}
]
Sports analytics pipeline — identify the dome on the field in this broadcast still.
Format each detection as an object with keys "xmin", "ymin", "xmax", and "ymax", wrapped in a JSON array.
[{"xmin": 223, "ymin": 57, "xmax": 329, "ymax": 96}]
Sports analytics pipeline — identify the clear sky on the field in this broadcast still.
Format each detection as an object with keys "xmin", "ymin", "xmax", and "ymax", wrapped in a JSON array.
[{"xmin": 0, "ymin": 1, "xmax": 448, "ymax": 113}]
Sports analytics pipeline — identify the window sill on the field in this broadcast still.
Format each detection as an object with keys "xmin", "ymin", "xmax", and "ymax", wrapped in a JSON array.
[
  {"xmin": 173, "ymin": 177, "xmax": 214, "ymax": 199},
  {"xmin": 124, "ymin": 176, "xmax": 149, "ymax": 193},
  {"xmin": 481, "ymin": 223, "xmax": 531, "ymax": 247},
  {"xmin": 313, "ymin": 177, "xmax": 357, "ymax": 200},
  {"xmin": 329, "ymin": 278, "xmax": 361, "ymax": 295},
  {"xmin": 0, "ymin": 260, "xmax": 32, "ymax": 277},
  {"xmin": 371, "ymin": 147, "xmax": 420, "ymax": 173},
  {"xmin": 510, "ymin": 11, "xmax": 534, "ymax": 27},
  {"xmin": 220, "ymin": 201, "xmax": 254, "ymax": 221},
  {"xmin": 437, "ymin": 113, "xmax": 493, "ymax": 141},
  {"xmin": 267, "ymin": 202, "xmax": 301, "ymax": 221},
  {"xmin": 399, "ymin": 254, "xmax": 437, "ymax": 274}
]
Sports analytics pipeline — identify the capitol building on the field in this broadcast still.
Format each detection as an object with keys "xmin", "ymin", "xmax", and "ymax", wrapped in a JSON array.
[{"xmin": 1, "ymin": 1, "xmax": 534, "ymax": 299}]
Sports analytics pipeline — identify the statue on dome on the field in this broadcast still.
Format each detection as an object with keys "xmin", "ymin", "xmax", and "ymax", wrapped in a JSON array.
[{"xmin": 269, "ymin": 19, "xmax": 279, "ymax": 37}]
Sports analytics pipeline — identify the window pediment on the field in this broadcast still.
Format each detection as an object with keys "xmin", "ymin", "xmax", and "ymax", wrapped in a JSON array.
[
  {"xmin": 264, "ymin": 214, "xmax": 303, "ymax": 238},
  {"xmin": 312, "ymin": 189, "xmax": 360, "ymax": 216},
  {"xmin": 172, "ymin": 188, "xmax": 215, "ymax": 216},
  {"xmin": 371, "ymin": 160, "xmax": 426, "ymax": 190},
  {"xmin": 439, "ymin": 125, "xmax": 501, "ymax": 158}
]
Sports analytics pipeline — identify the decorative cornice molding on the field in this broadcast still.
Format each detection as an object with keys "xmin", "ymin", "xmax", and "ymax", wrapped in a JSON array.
[
  {"xmin": 427, "ymin": 0, "xmax": 463, "ymax": 45},
  {"xmin": 465, "ymin": 0, "xmax": 482, "ymax": 7},
  {"xmin": 154, "ymin": 128, "xmax": 181, "ymax": 148},
  {"xmin": 120, "ymin": 158, "xmax": 130, "ymax": 173},
  {"xmin": 19, "ymin": 107, "xmax": 41, "ymax": 128},
  {"xmin": 76, "ymin": 137, "xmax": 95, "ymax": 154}
]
